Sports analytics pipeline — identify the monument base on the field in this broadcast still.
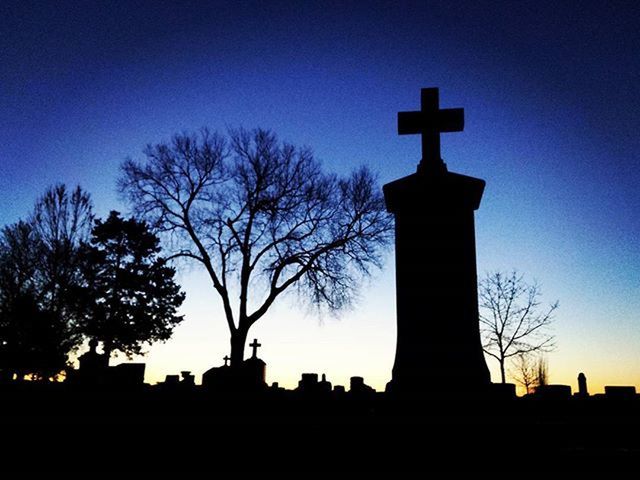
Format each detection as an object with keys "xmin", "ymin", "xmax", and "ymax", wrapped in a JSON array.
[{"xmin": 384, "ymin": 166, "xmax": 491, "ymax": 396}]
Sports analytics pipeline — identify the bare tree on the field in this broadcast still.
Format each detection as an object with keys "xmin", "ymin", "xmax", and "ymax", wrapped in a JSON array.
[
  {"xmin": 479, "ymin": 271, "xmax": 557, "ymax": 383},
  {"xmin": 510, "ymin": 353, "xmax": 550, "ymax": 395},
  {"xmin": 510, "ymin": 353, "xmax": 536, "ymax": 395},
  {"xmin": 120, "ymin": 128, "xmax": 393, "ymax": 366}
]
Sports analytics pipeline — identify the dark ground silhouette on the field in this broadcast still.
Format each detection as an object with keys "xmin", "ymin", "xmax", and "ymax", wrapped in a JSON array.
[{"xmin": 0, "ymin": 379, "xmax": 638, "ymax": 471}]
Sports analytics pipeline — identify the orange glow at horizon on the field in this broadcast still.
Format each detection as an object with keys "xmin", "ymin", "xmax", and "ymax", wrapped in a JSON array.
[{"xmin": 122, "ymin": 262, "xmax": 639, "ymax": 396}]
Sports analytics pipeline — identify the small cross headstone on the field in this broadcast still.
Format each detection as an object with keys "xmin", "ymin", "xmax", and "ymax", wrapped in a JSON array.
[
  {"xmin": 223, "ymin": 355, "xmax": 230, "ymax": 367},
  {"xmin": 249, "ymin": 339, "xmax": 261, "ymax": 359},
  {"xmin": 398, "ymin": 87, "xmax": 464, "ymax": 172}
]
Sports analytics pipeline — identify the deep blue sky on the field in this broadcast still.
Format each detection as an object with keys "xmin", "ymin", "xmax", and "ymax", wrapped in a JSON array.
[{"xmin": 1, "ymin": 1, "xmax": 639, "ymax": 390}]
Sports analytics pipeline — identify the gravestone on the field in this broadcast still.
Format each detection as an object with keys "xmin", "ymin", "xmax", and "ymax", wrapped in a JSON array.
[
  {"xmin": 243, "ymin": 338, "xmax": 266, "ymax": 388},
  {"xmin": 203, "ymin": 341, "xmax": 266, "ymax": 392},
  {"xmin": 318, "ymin": 373, "xmax": 332, "ymax": 393},
  {"xmin": 180, "ymin": 371, "xmax": 195, "ymax": 386},
  {"xmin": 604, "ymin": 385, "xmax": 636, "ymax": 400},
  {"xmin": 577, "ymin": 372, "xmax": 589, "ymax": 396},
  {"xmin": 384, "ymin": 88, "xmax": 490, "ymax": 395},
  {"xmin": 350, "ymin": 376, "xmax": 375, "ymax": 395},
  {"xmin": 297, "ymin": 373, "xmax": 319, "ymax": 392},
  {"xmin": 202, "ymin": 358, "xmax": 232, "ymax": 391},
  {"xmin": 534, "ymin": 384, "xmax": 572, "ymax": 399},
  {"xmin": 78, "ymin": 339, "xmax": 108, "ymax": 373},
  {"xmin": 68, "ymin": 339, "xmax": 109, "ymax": 386},
  {"xmin": 490, "ymin": 382, "xmax": 516, "ymax": 399},
  {"xmin": 108, "ymin": 363, "xmax": 145, "ymax": 388}
]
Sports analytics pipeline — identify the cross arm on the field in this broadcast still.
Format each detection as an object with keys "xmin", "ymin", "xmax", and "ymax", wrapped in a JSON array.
[
  {"xmin": 398, "ymin": 111, "xmax": 424, "ymax": 135},
  {"xmin": 437, "ymin": 108, "xmax": 464, "ymax": 132}
]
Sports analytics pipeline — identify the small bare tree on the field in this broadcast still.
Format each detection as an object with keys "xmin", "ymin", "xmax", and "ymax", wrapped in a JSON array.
[
  {"xmin": 510, "ymin": 353, "xmax": 536, "ymax": 395},
  {"xmin": 510, "ymin": 353, "xmax": 550, "ymax": 395},
  {"xmin": 479, "ymin": 271, "xmax": 557, "ymax": 383},
  {"xmin": 120, "ymin": 128, "xmax": 393, "ymax": 366}
]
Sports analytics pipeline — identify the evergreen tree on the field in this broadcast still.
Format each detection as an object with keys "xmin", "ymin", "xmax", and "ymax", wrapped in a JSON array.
[{"xmin": 80, "ymin": 211, "xmax": 185, "ymax": 359}]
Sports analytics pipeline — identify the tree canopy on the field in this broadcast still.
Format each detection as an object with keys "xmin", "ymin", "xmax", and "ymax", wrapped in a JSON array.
[
  {"xmin": 0, "ymin": 185, "xmax": 92, "ymax": 379},
  {"xmin": 79, "ymin": 211, "xmax": 185, "ymax": 359},
  {"xmin": 0, "ymin": 186, "xmax": 186, "ymax": 379}
]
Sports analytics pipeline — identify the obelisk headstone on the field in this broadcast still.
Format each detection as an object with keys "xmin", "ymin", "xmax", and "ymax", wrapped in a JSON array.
[
  {"xmin": 577, "ymin": 372, "xmax": 589, "ymax": 396},
  {"xmin": 384, "ymin": 88, "xmax": 490, "ymax": 395}
]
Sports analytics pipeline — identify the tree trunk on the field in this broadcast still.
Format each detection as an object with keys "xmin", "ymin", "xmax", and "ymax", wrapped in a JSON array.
[
  {"xmin": 499, "ymin": 359, "xmax": 506, "ymax": 383},
  {"xmin": 230, "ymin": 328, "xmax": 248, "ymax": 368},
  {"xmin": 102, "ymin": 341, "xmax": 113, "ymax": 366}
]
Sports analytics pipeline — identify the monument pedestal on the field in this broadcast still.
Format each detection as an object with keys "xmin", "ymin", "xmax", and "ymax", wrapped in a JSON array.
[{"xmin": 384, "ymin": 166, "xmax": 490, "ymax": 395}]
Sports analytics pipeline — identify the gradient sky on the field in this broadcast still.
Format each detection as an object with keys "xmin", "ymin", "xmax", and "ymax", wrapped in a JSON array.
[{"xmin": 1, "ymin": 1, "xmax": 639, "ymax": 393}]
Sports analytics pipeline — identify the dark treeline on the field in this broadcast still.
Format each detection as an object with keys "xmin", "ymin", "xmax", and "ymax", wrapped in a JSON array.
[
  {"xmin": 0, "ymin": 184, "xmax": 184, "ymax": 381},
  {"xmin": 0, "ymin": 379, "xmax": 638, "ymax": 471}
]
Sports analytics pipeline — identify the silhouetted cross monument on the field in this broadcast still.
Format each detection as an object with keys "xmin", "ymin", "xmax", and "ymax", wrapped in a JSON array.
[
  {"xmin": 384, "ymin": 87, "xmax": 490, "ymax": 395},
  {"xmin": 398, "ymin": 87, "xmax": 464, "ymax": 171},
  {"xmin": 249, "ymin": 339, "xmax": 261, "ymax": 359},
  {"xmin": 223, "ymin": 355, "xmax": 230, "ymax": 367}
]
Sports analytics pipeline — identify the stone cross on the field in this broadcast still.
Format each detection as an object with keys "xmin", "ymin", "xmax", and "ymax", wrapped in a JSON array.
[
  {"xmin": 249, "ymin": 339, "xmax": 261, "ymax": 359},
  {"xmin": 397, "ymin": 87, "xmax": 464, "ymax": 171},
  {"xmin": 223, "ymin": 355, "xmax": 230, "ymax": 366}
]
